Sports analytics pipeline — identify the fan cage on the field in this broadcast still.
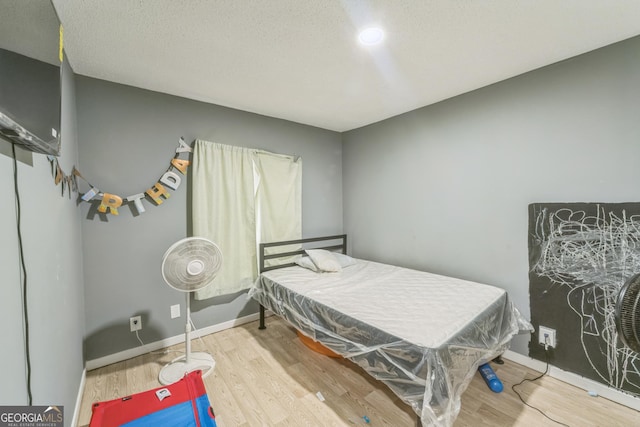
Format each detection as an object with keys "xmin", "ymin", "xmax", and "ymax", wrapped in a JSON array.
[
  {"xmin": 162, "ymin": 237, "xmax": 222, "ymax": 292},
  {"xmin": 615, "ymin": 273, "xmax": 640, "ymax": 354}
]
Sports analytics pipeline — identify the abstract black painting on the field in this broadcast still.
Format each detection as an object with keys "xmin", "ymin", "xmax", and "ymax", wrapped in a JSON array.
[{"xmin": 528, "ymin": 202, "xmax": 640, "ymax": 396}]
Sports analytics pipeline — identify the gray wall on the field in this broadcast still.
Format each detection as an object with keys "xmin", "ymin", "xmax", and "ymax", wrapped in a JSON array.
[
  {"xmin": 0, "ymin": 58, "xmax": 85, "ymax": 427},
  {"xmin": 76, "ymin": 77, "xmax": 343, "ymax": 360},
  {"xmin": 342, "ymin": 35, "xmax": 640, "ymax": 356}
]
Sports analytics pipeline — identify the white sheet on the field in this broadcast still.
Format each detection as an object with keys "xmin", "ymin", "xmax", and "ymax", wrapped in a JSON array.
[{"xmin": 261, "ymin": 260, "xmax": 506, "ymax": 348}]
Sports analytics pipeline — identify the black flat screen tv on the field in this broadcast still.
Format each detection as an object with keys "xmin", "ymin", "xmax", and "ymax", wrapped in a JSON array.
[{"xmin": 0, "ymin": 0, "xmax": 62, "ymax": 156}]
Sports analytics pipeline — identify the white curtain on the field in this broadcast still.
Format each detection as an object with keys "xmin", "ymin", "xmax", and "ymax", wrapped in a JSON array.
[
  {"xmin": 192, "ymin": 140, "xmax": 257, "ymax": 299},
  {"xmin": 255, "ymin": 150, "xmax": 302, "ymax": 267},
  {"xmin": 191, "ymin": 140, "xmax": 301, "ymax": 299}
]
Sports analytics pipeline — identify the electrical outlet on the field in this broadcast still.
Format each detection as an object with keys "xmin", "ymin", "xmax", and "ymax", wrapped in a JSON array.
[
  {"xmin": 538, "ymin": 326, "xmax": 556, "ymax": 348},
  {"xmin": 171, "ymin": 304, "xmax": 181, "ymax": 319},
  {"xmin": 130, "ymin": 315, "xmax": 142, "ymax": 332}
]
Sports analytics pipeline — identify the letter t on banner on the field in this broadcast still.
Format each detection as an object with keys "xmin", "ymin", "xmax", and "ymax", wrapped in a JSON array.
[{"xmin": 125, "ymin": 193, "xmax": 146, "ymax": 214}]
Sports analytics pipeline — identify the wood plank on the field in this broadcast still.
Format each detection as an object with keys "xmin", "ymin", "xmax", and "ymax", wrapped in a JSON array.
[{"xmin": 76, "ymin": 318, "xmax": 640, "ymax": 427}]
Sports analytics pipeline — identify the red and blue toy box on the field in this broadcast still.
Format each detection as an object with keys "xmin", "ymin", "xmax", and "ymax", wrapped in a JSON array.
[{"xmin": 89, "ymin": 370, "xmax": 216, "ymax": 427}]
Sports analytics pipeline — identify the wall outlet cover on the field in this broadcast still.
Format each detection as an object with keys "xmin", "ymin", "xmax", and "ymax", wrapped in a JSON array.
[
  {"xmin": 130, "ymin": 315, "xmax": 142, "ymax": 332},
  {"xmin": 539, "ymin": 326, "xmax": 556, "ymax": 348}
]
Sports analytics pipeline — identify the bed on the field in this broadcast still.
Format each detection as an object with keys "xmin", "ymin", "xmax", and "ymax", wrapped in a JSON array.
[{"xmin": 248, "ymin": 235, "xmax": 530, "ymax": 427}]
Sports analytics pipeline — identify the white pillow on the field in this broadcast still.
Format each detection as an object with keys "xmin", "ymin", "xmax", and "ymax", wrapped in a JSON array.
[
  {"xmin": 305, "ymin": 249, "xmax": 342, "ymax": 272},
  {"xmin": 333, "ymin": 252, "xmax": 357, "ymax": 268},
  {"xmin": 295, "ymin": 256, "xmax": 319, "ymax": 272}
]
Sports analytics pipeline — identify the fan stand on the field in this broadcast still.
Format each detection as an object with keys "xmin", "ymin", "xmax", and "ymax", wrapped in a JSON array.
[{"xmin": 159, "ymin": 293, "xmax": 215, "ymax": 385}]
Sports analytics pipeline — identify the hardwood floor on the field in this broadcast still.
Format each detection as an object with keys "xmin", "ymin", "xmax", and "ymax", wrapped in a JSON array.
[{"xmin": 78, "ymin": 317, "xmax": 639, "ymax": 426}]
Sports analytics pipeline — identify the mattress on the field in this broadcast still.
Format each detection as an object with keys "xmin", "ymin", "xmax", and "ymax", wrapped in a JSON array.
[{"xmin": 249, "ymin": 259, "xmax": 528, "ymax": 427}]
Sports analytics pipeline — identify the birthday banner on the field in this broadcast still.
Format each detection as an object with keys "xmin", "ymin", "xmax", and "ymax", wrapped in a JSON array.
[{"xmin": 48, "ymin": 137, "xmax": 191, "ymax": 216}]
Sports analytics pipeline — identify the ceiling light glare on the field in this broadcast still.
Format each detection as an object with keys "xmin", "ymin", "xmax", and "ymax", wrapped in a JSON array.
[{"xmin": 358, "ymin": 27, "xmax": 384, "ymax": 46}]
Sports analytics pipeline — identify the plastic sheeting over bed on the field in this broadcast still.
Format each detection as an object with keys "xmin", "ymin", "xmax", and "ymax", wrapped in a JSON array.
[{"xmin": 249, "ymin": 259, "xmax": 531, "ymax": 426}]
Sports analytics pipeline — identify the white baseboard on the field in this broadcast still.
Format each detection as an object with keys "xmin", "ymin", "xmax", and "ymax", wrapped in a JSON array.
[
  {"xmin": 503, "ymin": 350, "xmax": 640, "ymax": 411},
  {"xmin": 71, "ymin": 368, "xmax": 86, "ymax": 427},
  {"xmin": 86, "ymin": 311, "xmax": 269, "ymax": 371}
]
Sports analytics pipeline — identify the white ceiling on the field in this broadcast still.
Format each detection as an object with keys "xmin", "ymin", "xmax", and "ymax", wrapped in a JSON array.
[
  {"xmin": 9, "ymin": 1, "xmax": 640, "ymax": 131},
  {"xmin": 0, "ymin": 0, "xmax": 60, "ymax": 65}
]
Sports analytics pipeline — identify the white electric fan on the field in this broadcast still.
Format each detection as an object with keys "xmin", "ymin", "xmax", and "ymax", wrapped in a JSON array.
[{"xmin": 158, "ymin": 237, "xmax": 223, "ymax": 385}]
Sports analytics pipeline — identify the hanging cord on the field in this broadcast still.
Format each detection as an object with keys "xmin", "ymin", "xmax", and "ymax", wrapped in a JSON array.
[
  {"xmin": 184, "ymin": 317, "xmax": 215, "ymax": 362},
  {"xmin": 190, "ymin": 318, "xmax": 210, "ymax": 353},
  {"xmin": 12, "ymin": 144, "xmax": 32, "ymax": 406},
  {"xmin": 512, "ymin": 339, "xmax": 570, "ymax": 427},
  {"xmin": 134, "ymin": 330, "xmax": 145, "ymax": 347},
  {"xmin": 134, "ymin": 319, "xmax": 205, "ymax": 356},
  {"xmin": 133, "ymin": 330, "xmax": 182, "ymax": 355}
]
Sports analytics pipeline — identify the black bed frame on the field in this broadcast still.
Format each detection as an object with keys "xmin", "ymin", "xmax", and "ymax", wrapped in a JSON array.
[{"xmin": 257, "ymin": 234, "xmax": 347, "ymax": 329}]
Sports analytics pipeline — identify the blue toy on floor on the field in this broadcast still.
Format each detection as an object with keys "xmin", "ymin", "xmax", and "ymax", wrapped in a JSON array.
[{"xmin": 478, "ymin": 363, "xmax": 503, "ymax": 393}]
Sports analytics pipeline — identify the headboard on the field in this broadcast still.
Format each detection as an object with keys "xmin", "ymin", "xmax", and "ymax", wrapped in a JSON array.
[{"xmin": 259, "ymin": 234, "xmax": 347, "ymax": 273}]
